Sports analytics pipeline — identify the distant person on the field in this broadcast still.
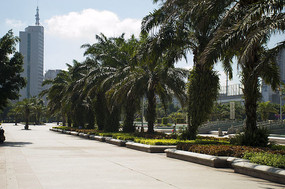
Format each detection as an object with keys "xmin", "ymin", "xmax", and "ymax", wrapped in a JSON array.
[
  {"xmin": 172, "ymin": 123, "xmax": 176, "ymax": 134},
  {"xmin": 0, "ymin": 126, "xmax": 5, "ymax": 143}
]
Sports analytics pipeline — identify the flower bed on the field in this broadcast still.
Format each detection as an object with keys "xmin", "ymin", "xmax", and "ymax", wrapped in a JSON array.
[
  {"xmin": 177, "ymin": 142, "xmax": 285, "ymax": 169},
  {"xmin": 243, "ymin": 152, "xmax": 285, "ymax": 168}
]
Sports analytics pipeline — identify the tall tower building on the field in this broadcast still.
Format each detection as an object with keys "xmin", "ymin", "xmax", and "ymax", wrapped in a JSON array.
[{"xmin": 19, "ymin": 7, "xmax": 44, "ymax": 99}]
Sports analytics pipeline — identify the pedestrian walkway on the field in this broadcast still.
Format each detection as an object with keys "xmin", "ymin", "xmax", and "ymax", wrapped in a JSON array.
[{"xmin": 0, "ymin": 123, "xmax": 284, "ymax": 189}]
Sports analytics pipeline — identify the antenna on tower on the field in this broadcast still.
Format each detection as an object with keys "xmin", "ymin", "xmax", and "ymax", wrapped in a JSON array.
[{"xmin": 35, "ymin": 1, "xmax": 40, "ymax": 26}]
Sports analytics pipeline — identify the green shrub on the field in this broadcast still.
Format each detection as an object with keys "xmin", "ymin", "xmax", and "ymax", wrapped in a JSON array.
[
  {"xmin": 181, "ymin": 144, "xmax": 265, "ymax": 157},
  {"xmin": 134, "ymin": 138, "xmax": 179, "ymax": 145},
  {"xmin": 176, "ymin": 118, "xmax": 185, "ymax": 124},
  {"xmin": 53, "ymin": 126, "xmax": 70, "ymax": 130},
  {"xmin": 99, "ymin": 132, "xmax": 114, "ymax": 137},
  {"xmin": 230, "ymin": 127, "xmax": 269, "ymax": 147},
  {"xmin": 162, "ymin": 117, "xmax": 168, "ymax": 125},
  {"xmin": 243, "ymin": 152, "xmax": 285, "ymax": 168},
  {"xmin": 133, "ymin": 131, "xmax": 177, "ymax": 139},
  {"xmin": 52, "ymin": 126, "xmax": 99, "ymax": 135},
  {"xmin": 157, "ymin": 118, "xmax": 162, "ymax": 124}
]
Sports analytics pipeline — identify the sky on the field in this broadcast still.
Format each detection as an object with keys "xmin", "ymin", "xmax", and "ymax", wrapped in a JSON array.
[{"xmin": 1, "ymin": 0, "xmax": 284, "ymax": 87}]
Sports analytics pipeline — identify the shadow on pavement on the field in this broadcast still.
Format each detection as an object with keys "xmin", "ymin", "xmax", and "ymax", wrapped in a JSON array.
[{"xmin": 0, "ymin": 141, "xmax": 33, "ymax": 147}]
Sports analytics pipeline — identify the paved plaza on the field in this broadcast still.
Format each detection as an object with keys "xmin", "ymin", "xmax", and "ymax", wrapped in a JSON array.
[{"xmin": 0, "ymin": 123, "xmax": 284, "ymax": 189}]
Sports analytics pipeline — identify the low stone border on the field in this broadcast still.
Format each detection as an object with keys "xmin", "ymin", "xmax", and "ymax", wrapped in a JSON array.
[
  {"xmin": 89, "ymin": 135, "xmax": 96, "ymax": 140},
  {"xmin": 231, "ymin": 158, "xmax": 285, "ymax": 185},
  {"xmin": 106, "ymin": 138, "xmax": 126, "ymax": 147},
  {"xmin": 126, "ymin": 142, "xmax": 176, "ymax": 153},
  {"xmin": 79, "ymin": 133, "xmax": 90, "ymax": 138},
  {"xmin": 165, "ymin": 149, "xmax": 229, "ymax": 168},
  {"xmin": 70, "ymin": 131, "xmax": 79, "ymax": 136},
  {"xmin": 165, "ymin": 149, "xmax": 285, "ymax": 184},
  {"xmin": 269, "ymin": 137, "xmax": 285, "ymax": 145},
  {"xmin": 94, "ymin": 136, "xmax": 106, "ymax": 142}
]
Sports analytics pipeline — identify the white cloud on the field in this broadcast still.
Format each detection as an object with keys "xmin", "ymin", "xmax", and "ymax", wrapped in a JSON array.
[
  {"xmin": 5, "ymin": 19, "xmax": 25, "ymax": 28},
  {"xmin": 44, "ymin": 9, "xmax": 141, "ymax": 41}
]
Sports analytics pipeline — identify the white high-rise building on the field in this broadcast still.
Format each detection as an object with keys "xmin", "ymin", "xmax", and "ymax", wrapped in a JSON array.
[
  {"xmin": 43, "ymin": 69, "xmax": 62, "ymax": 90},
  {"xmin": 19, "ymin": 7, "xmax": 44, "ymax": 100}
]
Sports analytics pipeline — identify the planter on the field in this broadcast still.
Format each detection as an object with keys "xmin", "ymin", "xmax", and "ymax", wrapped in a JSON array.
[
  {"xmin": 94, "ymin": 136, "xmax": 106, "ymax": 142},
  {"xmin": 83, "ymin": 134, "xmax": 89, "ymax": 138},
  {"xmin": 70, "ymin": 131, "xmax": 79, "ymax": 136},
  {"xmin": 126, "ymin": 142, "xmax": 176, "ymax": 153},
  {"xmin": 165, "ymin": 149, "xmax": 229, "ymax": 168},
  {"xmin": 106, "ymin": 138, "xmax": 126, "ymax": 147},
  {"xmin": 231, "ymin": 158, "xmax": 285, "ymax": 185},
  {"xmin": 89, "ymin": 135, "xmax": 96, "ymax": 140},
  {"xmin": 165, "ymin": 149, "xmax": 285, "ymax": 184}
]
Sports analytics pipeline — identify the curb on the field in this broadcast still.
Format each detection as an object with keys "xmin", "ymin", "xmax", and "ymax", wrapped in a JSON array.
[
  {"xmin": 165, "ymin": 149, "xmax": 285, "ymax": 185},
  {"xmin": 106, "ymin": 138, "xmax": 126, "ymax": 147},
  {"xmin": 126, "ymin": 142, "xmax": 176, "ymax": 153},
  {"xmin": 165, "ymin": 149, "xmax": 229, "ymax": 168},
  {"xmin": 231, "ymin": 158, "xmax": 285, "ymax": 185}
]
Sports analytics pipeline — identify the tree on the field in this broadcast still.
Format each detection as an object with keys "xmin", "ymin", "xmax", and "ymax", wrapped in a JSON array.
[
  {"xmin": 142, "ymin": 0, "xmax": 233, "ymax": 138},
  {"xmin": 82, "ymin": 34, "xmax": 188, "ymax": 133},
  {"xmin": 257, "ymin": 101, "xmax": 277, "ymax": 121},
  {"xmin": 82, "ymin": 34, "xmax": 127, "ymax": 132},
  {"xmin": 41, "ymin": 70, "xmax": 70, "ymax": 126},
  {"xmin": 0, "ymin": 30, "xmax": 26, "ymax": 110},
  {"xmin": 122, "ymin": 35, "xmax": 188, "ymax": 133},
  {"xmin": 9, "ymin": 103, "xmax": 22, "ymax": 125},
  {"xmin": 202, "ymin": 0, "xmax": 284, "ymax": 146},
  {"xmin": 16, "ymin": 98, "xmax": 35, "ymax": 130},
  {"xmin": 31, "ymin": 97, "xmax": 45, "ymax": 125}
]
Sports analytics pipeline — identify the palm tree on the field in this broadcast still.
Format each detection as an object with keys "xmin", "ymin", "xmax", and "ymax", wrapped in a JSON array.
[
  {"xmin": 81, "ymin": 34, "xmax": 125, "ymax": 132},
  {"xmin": 31, "ymin": 97, "xmax": 45, "ymax": 125},
  {"xmin": 81, "ymin": 33, "xmax": 188, "ymax": 133},
  {"xmin": 201, "ymin": 0, "xmax": 284, "ymax": 146},
  {"xmin": 257, "ymin": 101, "xmax": 277, "ymax": 121},
  {"xmin": 41, "ymin": 70, "xmax": 71, "ymax": 126},
  {"xmin": 17, "ymin": 98, "xmax": 35, "ymax": 130},
  {"xmin": 8, "ymin": 104, "xmax": 21, "ymax": 125},
  {"xmin": 142, "ymin": 0, "xmax": 232, "ymax": 138},
  {"xmin": 125, "ymin": 63, "xmax": 188, "ymax": 133},
  {"xmin": 116, "ymin": 35, "xmax": 188, "ymax": 133}
]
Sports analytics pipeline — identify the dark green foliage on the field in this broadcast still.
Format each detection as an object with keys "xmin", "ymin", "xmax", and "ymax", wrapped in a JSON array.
[
  {"xmin": 134, "ymin": 138, "xmax": 179, "ymax": 145},
  {"xmin": 162, "ymin": 117, "xmax": 168, "ymax": 125},
  {"xmin": 230, "ymin": 127, "xmax": 269, "ymax": 147},
  {"xmin": 54, "ymin": 126, "xmax": 99, "ymax": 135},
  {"xmin": 201, "ymin": 0, "xmax": 284, "ymax": 147},
  {"xmin": 94, "ymin": 92, "xmax": 107, "ymax": 131},
  {"xmin": 0, "ymin": 30, "xmax": 26, "ymax": 110},
  {"xmin": 187, "ymin": 67, "xmax": 220, "ymax": 139},
  {"xmin": 178, "ymin": 143, "xmax": 285, "ymax": 158},
  {"xmin": 16, "ymin": 98, "xmax": 34, "ymax": 129},
  {"xmin": 243, "ymin": 152, "xmax": 285, "ymax": 168}
]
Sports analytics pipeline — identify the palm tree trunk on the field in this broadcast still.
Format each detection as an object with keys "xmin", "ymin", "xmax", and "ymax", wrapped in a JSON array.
[
  {"xmin": 25, "ymin": 108, "xmax": 29, "ymax": 130},
  {"xmin": 87, "ymin": 109, "xmax": 95, "ymax": 129},
  {"xmin": 242, "ymin": 59, "xmax": 261, "ymax": 145},
  {"xmin": 146, "ymin": 89, "xmax": 156, "ymax": 133},
  {"xmin": 187, "ymin": 66, "xmax": 219, "ymax": 139},
  {"xmin": 95, "ymin": 92, "xmax": 106, "ymax": 130},
  {"xmin": 123, "ymin": 99, "xmax": 136, "ymax": 133}
]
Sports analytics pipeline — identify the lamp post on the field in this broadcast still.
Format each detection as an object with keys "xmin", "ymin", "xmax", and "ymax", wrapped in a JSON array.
[
  {"xmin": 279, "ymin": 87, "xmax": 283, "ymax": 123},
  {"xmin": 141, "ymin": 97, "xmax": 144, "ymax": 132}
]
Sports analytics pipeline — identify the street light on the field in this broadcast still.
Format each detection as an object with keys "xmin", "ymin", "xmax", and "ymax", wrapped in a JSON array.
[{"xmin": 279, "ymin": 87, "xmax": 283, "ymax": 122}]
